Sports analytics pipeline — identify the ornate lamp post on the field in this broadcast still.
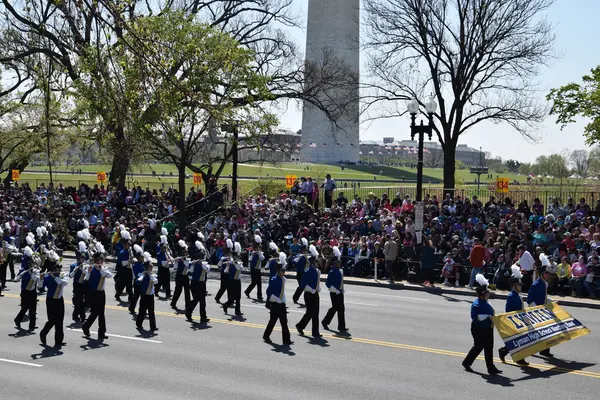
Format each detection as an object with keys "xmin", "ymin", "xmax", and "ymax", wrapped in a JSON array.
[{"xmin": 407, "ymin": 97, "xmax": 437, "ymax": 201}]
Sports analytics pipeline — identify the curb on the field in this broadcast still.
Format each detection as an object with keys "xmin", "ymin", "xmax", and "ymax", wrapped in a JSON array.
[{"xmin": 62, "ymin": 254, "xmax": 600, "ymax": 310}]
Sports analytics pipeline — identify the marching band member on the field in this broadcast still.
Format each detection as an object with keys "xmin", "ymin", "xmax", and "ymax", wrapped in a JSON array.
[
  {"xmin": 223, "ymin": 241, "xmax": 244, "ymax": 316},
  {"xmin": 244, "ymin": 240, "xmax": 265, "ymax": 300},
  {"xmin": 462, "ymin": 274, "xmax": 502, "ymax": 374},
  {"xmin": 40, "ymin": 262, "xmax": 69, "ymax": 348},
  {"xmin": 292, "ymin": 242, "xmax": 311, "ymax": 304},
  {"xmin": 69, "ymin": 253, "xmax": 88, "ymax": 322},
  {"xmin": 263, "ymin": 263, "xmax": 293, "ymax": 345},
  {"xmin": 266, "ymin": 242, "xmax": 280, "ymax": 279},
  {"xmin": 136, "ymin": 253, "xmax": 158, "ymax": 331},
  {"xmin": 322, "ymin": 258, "xmax": 348, "ymax": 333},
  {"xmin": 171, "ymin": 240, "xmax": 191, "ymax": 311},
  {"xmin": 115, "ymin": 229, "xmax": 133, "ymax": 302},
  {"xmin": 129, "ymin": 244, "xmax": 146, "ymax": 314},
  {"xmin": 154, "ymin": 236, "xmax": 172, "ymax": 299},
  {"xmin": 527, "ymin": 254, "xmax": 555, "ymax": 358},
  {"xmin": 498, "ymin": 265, "xmax": 528, "ymax": 366},
  {"xmin": 296, "ymin": 255, "xmax": 322, "ymax": 338},
  {"xmin": 82, "ymin": 244, "xmax": 113, "ymax": 341},
  {"xmin": 215, "ymin": 241, "xmax": 234, "ymax": 303},
  {"xmin": 186, "ymin": 255, "xmax": 211, "ymax": 323},
  {"xmin": 14, "ymin": 253, "xmax": 40, "ymax": 332}
]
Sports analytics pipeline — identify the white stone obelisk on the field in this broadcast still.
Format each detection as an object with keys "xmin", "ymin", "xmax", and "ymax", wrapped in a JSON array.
[{"xmin": 300, "ymin": 0, "xmax": 360, "ymax": 164}]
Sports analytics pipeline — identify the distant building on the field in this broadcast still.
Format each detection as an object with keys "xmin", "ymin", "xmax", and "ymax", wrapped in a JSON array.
[{"xmin": 358, "ymin": 140, "xmax": 485, "ymax": 166}]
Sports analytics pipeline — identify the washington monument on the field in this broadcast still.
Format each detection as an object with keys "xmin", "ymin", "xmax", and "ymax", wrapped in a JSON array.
[{"xmin": 300, "ymin": 0, "xmax": 360, "ymax": 164}]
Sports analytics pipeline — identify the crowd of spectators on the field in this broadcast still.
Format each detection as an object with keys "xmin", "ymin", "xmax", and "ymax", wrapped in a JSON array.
[{"xmin": 2, "ymin": 176, "xmax": 600, "ymax": 301}]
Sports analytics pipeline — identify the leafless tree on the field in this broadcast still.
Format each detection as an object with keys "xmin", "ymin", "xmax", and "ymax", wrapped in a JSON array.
[
  {"xmin": 362, "ymin": 0, "xmax": 556, "ymax": 190},
  {"xmin": 570, "ymin": 149, "xmax": 590, "ymax": 178},
  {"xmin": 423, "ymin": 148, "xmax": 443, "ymax": 168}
]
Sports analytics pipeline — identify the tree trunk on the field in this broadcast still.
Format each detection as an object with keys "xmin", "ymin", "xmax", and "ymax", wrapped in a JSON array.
[
  {"xmin": 2, "ymin": 159, "xmax": 29, "ymax": 187},
  {"xmin": 442, "ymin": 138, "xmax": 457, "ymax": 195},
  {"xmin": 108, "ymin": 126, "xmax": 129, "ymax": 189},
  {"xmin": 178, "ymin": 162, "xmax": 187, "ymax": 236}
]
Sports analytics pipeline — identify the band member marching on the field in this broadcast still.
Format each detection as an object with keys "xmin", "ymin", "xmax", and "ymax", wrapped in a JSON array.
[
  {"xmin": 154, "ymin": 236, "xmax": 172, "ymax": 299},
  {"xmin": 292, "ymin": 241, "xmax": 311, "ymax": 304},
  {"xmin": 322, "ymin": 258, "xmax": 348, "ymax": 333},
  {"xmin": 296, "ymin": 254, "xmax": 322, "ymax": 338},
  {"xmin": 527, "ymin": 254, "xmax": 555, "ymax": 358},
  {"xmin": 40, "ymin": 261, "xmax": 69, "ymax": 348},
  {"xmin": 82, "ymin": 244, "xmax": 113, "ymax": 341},
  {"xmin": 186, "ymin": 254, "xmax": 211, "ymax": 323},
  {"xmin": 215, "ymin": 241, "xmax": 234, "ymax": 303},
  {"xmin": 129, "ymin": 244, "xmax": 146, "ymax": 314},
  {"xmin": 263, "ymin": 263, "xmax": 293, "ymax": 345},
  {"xmin": 171, "ymin": 240, "xmax": 191, "ymax": 311},
  {"xmin": 461, "ymin": 274, "xmax": 502, "ymax": 374},
  {"xmin": 136, "ymin": 253, "xmax": 158, "ymax": 331},
  {"xmin": 14, "ymin": 249, "xmax": 40, "ymax": 332},
  {"xmin": 244, "ymin": 239, "xmax": 265, "ymax": 301},
  {"xmin": 223, "ymin": 241, "xmax": 244, "ymax": 316},
  {"xmin": 498, "ymin": 265, "xmax": 529, "ymax": 366},
  {"xmin": 115, "ymin": 230, "xmax": 133, "ymax": 302},
  {"xmin": 266, "ymin": 242, "xmax": 280, "ymax": 279},
  {"xmin": 69, "ymin": 252, "xmax": 89, "ymax": 322}
]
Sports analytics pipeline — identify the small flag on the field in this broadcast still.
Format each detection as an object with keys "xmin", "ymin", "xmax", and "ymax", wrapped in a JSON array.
[
  {"xmin": 368, "ymin": 151, "xmax": 374, "ymax": 155},
  {"xmin": 309, "ymin": 142, "xmax": 317, "ymax": 148}
]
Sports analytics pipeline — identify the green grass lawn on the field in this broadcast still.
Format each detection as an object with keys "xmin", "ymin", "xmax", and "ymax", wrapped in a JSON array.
[{"xmin": 15, "ymin": 162, "xmax": 594, "ymax": 193}]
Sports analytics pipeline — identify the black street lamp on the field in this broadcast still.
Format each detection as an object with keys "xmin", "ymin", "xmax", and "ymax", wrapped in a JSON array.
[{"xmin": 407, "ymin": 97, "xmax": 437, "ymax": 202}]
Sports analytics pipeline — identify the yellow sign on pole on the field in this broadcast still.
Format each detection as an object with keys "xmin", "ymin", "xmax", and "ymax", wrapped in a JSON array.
[
  {"xmin": 11, "ymin": 170, "xmax": 20, "ymax": 181},
  {"xmin": 193, "ymin": 173, "xmax": 202, "ymax": 186},
  {"xmin": 496, "ymin": 177, "xmax": 509, "ymax": 193},
  {"xmin": 97, "ymin": 172, "xmax": 107, "ymax": 183},
  {"xmin": 285, "ymin": 175, "xmax": 297, "ymax": 189}
]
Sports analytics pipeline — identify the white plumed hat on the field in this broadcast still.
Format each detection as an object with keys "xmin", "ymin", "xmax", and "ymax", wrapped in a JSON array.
[
  {"xmin": 161, "ymin": 227, "xmax": 168, "ymax": 236},
  {"xmin": 279, "ymin": 252, "xmax": 287, "ymax": 265},
  {"xmin": 133, "ymin": 244, "xmax": 143, "ymax": 255},
  {"xmin": 254, "ymin": 234, "xmax": 262, "ymax": 244},
  {"xmin": 226, "ymin": 239, "xmax": 233, "ymax": 249},
  {"xmin": 160, "ymin": 235, "xmax": 168, "ymax": 244},
  {"xmin": 23, "ymin": 246, "xmax": 33, "ymax": 257},
  {"xmin": 234, "ymin": 242, "xmax": 242, "ymax": 254},
  {"xmin": 301, "ymin": 237, "xmax": 308, "ymax": 247},
  {"xmin": 309, "ymin": 245, "xmax": 319, "ymax": 258},
  {"xmin": 195, "ymin": 240, "xmax": 205, "ymax": 251},
  {"xmin": 198, "ymin": 232, "xmax": 205, "ymax": 241},
  {"xmin": 178, "ymin": 239, "xmax": 188, "ymax": 250},
  {"xmin": 26, "ymin": 235, "xmax": 35, "ymax": 246},
  {"xmin": 143, "ymin": 252, "xmax": 152, "ymax": 263},
  {"xmin": 269, "ymin": 242, "xmax": 278, "ymax": 252},
  {"xmin": 332, "ymin": 246, "xmax": 341, "ymax": 258},
  {"xmin": 78, "ymin": 241, "xmax": 87, "ymax": 253}
]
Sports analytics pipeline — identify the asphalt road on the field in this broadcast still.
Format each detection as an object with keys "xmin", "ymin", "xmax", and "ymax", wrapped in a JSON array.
[{"xmin": 0, "ymin": 261, "xmax": 598, "ymax": 400}]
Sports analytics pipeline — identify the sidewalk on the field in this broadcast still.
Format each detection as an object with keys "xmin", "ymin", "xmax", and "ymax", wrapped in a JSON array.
[{"xmin": 62, "ymin": 252, "xmax": 600, "ymax": 310}]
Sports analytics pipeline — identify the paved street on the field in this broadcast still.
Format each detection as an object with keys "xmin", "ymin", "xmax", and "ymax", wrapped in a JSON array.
[{"xmin": 0, "ymin": 261, "xmax": 598, "ymax": 400}]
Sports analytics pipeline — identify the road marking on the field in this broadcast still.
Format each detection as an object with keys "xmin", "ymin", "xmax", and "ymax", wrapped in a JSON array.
[
  {"xmin": 67, "ymin": 329, "xmax": 162, "ymax": 344},
  {"xmin": 347, "ymin": 291, "xmax": 431, "ymax": 301},
  {"xmin": 0, "ymin": 358, "xmax": 43, "ymax": 368},
  {"xmin": 321, "ymin": 299, "xmax": 378, "ymax": 307},
  {"xmin": 3, "ymin": 292, "xmax": 599, "ymax": 380}
]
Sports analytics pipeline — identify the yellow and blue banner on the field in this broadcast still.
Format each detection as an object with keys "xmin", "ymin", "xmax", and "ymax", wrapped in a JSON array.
[{"xmin": 492, "ymin": 302, "xmax": 590, "ymax": 362}]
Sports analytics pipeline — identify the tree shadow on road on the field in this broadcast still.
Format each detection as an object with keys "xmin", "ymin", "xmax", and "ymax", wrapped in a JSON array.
[
  {"xmin": 511, "ymin": 358, "xmax": 596, "ymax": 383},
  {"xmin": 31, "ymin": 344, "xmax": 64, "ymax": 360}
]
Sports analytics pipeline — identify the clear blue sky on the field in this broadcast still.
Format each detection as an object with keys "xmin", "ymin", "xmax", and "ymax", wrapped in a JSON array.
[{"xmin": 277, "ymin": 0, "xmax": 599, "ymax": 163}]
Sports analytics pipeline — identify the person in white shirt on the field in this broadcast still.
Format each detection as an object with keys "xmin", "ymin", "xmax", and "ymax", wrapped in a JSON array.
[{"xmin": 517, "ymin": 244, "xmax": 535, "ymax": 289}]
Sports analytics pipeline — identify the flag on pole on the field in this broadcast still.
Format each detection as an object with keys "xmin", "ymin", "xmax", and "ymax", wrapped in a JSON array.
[{"xmin": 309, "ymin": 142, "xmax": 317, "ymax": 148}]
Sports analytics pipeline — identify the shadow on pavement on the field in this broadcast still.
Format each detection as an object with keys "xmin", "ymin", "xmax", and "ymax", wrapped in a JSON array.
[
  {"xmin": 229, "ymin": 315, "xmax": 247, "ymax": 322},
  {"xmin": 470, "ymin": 371, "xmax": 514, "ymax": 387},
  {"xmin": 266, "ymin": 342, "xmax": 296, "ymax": 356},
  {"xmin": 31, "ymin": 344, "xmax": 64, "ymax": 360},
  {"xmin": 511, "ymin": 358, "xmax": 596, "ymax": 383},
  {"xmin": 135, "ymin": 328, "xmax": 159, "ymax": 338},
  {"xmin": 189, "ymin": 322, "xmax": 213, "ymax": 331},
  {"xmin": 307, "ymin": 337, "xmax": 330, "ymax": 348},
  {"xmin": 9, "ymin": 328, "xmax": 36, "ymax": 339},
  {"xmin": 79, "ymin": 338, "xmax": 109, "ymax": 351}
]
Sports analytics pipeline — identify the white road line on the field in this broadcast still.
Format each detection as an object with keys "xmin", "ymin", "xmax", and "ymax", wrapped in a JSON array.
[
  {"xmin": 338, "ymin": 301, "xmax": 378, "ymax": 307},
  {"xmin": 245, "ymin": 304, "xmax": 303, "ymax": 313},
  {"xmin": 0, "ymin": 358, "xmax": 43, "ymax": 368},
  {"xmin": 347, "ymin": 291, "xmax": 431, "ymax": 302},
  {"xmin": 67, "ymin": 329, "xmax": 162, "ymax": 344}
]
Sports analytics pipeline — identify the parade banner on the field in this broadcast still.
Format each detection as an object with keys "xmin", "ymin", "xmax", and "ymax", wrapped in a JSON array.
[
  {"xmin": 492, "ymin": 302, "xmax": 590, "ymax": 361},
  {"xmin": 97, "ymin": 171, "xmax": 106, "ymax": 183},
  {"xmin": 11, "ymin": 169, "xmax": 20, "ymax": 181}
]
